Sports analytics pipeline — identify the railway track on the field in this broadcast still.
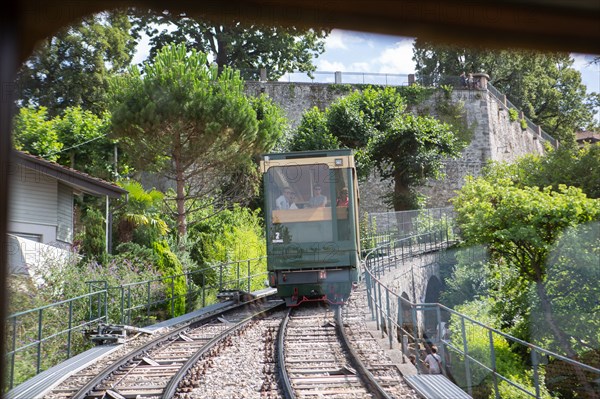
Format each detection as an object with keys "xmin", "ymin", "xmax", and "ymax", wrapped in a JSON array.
[
  {"xmin": 277, "ymin": 305, "xmax": 391, "ymax": 399},
  {"xmin": 44, "ymin": 288, "xmax": 418, "ymax": 399},
  {"xmin": 50, "ymin": 298, "xmax": 284, "ymax": 399}
]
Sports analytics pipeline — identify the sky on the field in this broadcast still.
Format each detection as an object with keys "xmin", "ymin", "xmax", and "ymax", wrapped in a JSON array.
[{"xmin": 311, "ymin": 30, "xmax": 600, "ymax": 95}]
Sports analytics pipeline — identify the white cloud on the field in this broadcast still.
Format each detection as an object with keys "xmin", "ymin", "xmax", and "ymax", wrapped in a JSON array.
[
  {"xmin": 325, "ymin": 30, "xmax": 349, "ymax": 50},
  {"xmin": 376, "ymin": 39, "xmax": 416, "ymax": 75},
  {"xmin": 317, "ymin": 59, "xmax": 347, "ymax": 72},
  {"xmin": 350, "ymin": 62, "xmax": 370, "ymax": 72}
]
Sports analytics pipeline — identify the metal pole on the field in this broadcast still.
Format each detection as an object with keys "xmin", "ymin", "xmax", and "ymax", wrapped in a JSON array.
[
  {"xmin": 489, "ymin": 329, "xmax": 500, "ymax": 399},
  {"xmin": 461, "ymin": 317, "xmax": 473, "ymax": 396},
  {"xmin": 531, "ymin": 350, "xmax": 541, "ymax": 398},
  {"xmin": 171, "ymin": 277, "xmax": 175, "ymax": 317},
  {"xmin": 386, "ymin": 289, "xmax": 393, "ymax": 349},
  {"xmin": 247, "ymin": 260, "xmax": 251, "ymax": 293},
  {"xmin": 67, "ymin": 301, "xmax": 73, "ymax": 358},
  {"xmin": 37, "ymin": 309, "xmax": 42, "ymax": 374}
]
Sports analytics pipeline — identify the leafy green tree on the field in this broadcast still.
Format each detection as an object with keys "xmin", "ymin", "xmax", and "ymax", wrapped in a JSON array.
[
  {"xmin": 185, "ymin": 204, "xmax": 266, "ymax": 294},
  {"xmin": 76, "ymin": 207, "xmax": 106, "ymax": 263},
  {"xmin": 152, "ymin": 240, "xmax": 186, "ymax": 317},
  {"xmin": 412, "ymin": 41, "xmax": 599, "ymax": 143},
  {"xmin": 16, "ymin": 10, "xmax": 136, "ymax": 116},
  {"xmin": 113, "ymin": 180, "xmax": 170, "ymax": 247},
  {"xmin": 289, "ymin": 86, "xmax": 465, "ymax": 209},
  {"xmin": 288, "ymin": 107, "xmax": 341, "ymax": 152},
  {"xmin": 368, "ymin": 113, "xmax": 463, "ymax": 209},
  {"xmin": 133, "ymin": 10, "xmax": 328, "ymax": 80},
  {"xmin": 12, "ymin": 107, "xmax": 62, "ymax": 161},
  {"xmin": 109, "ymin": 43, "xmax": 285, "ymax": 240},
  {"xmin": 12, "ymin": 106, "xmax": 120, "ymax": 179},
  {"xmin": 52, "ymin": 107, "xmax": 117, "ymax": 178},
  {"xmin": 485, "ymin": 145, "xmax": 600, "ymax": 199},
  {"xmin": 452, "ymin": 177, "xmax": 599, "ymax": 362}
]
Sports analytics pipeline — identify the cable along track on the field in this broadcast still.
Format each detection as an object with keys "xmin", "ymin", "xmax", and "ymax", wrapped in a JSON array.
[
  {"xmin": 70, "ymin": 299, "xmax": 285, "ymax": 399},
  {"xmin": 277, "ymin": 305, "xmax": 395, "ymax": 399}
]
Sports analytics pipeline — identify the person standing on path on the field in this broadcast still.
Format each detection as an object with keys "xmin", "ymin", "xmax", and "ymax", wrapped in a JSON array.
[{"xmin": 424, "ymin": 346, "xmax": 442, "ymax": 375}]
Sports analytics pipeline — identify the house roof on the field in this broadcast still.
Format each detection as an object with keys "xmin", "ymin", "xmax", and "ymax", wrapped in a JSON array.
[
  {"xmin": 12, "ymin": 150, "xmax": 127, "ymax": 198},
  {"xmin": 576, "ymin": 131, "xmax": 600, "ymax": 144}
]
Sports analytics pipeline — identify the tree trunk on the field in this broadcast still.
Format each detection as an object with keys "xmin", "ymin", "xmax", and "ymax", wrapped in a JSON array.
[
  {"xmin": 393, "ymin": 174, "xmax": 412, "ymax": 211},
  {"xmin": 173, "ymin": 133, "xmax": 186, "ymax": 243}
]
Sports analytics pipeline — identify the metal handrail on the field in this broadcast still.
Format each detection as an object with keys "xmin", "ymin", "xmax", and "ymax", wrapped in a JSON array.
[
  {"xmin": 362, "ymin": 232, "xmax": 600, "ymax": 398},
  {"xmin": 4, "ymin": 256, "xmax": 268, "ymax": 391}
]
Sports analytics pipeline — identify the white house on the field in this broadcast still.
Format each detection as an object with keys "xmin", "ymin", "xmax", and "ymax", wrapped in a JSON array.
[{"xmin": 7, "ymin": 150, "xmax": 127, "ymax": 275}]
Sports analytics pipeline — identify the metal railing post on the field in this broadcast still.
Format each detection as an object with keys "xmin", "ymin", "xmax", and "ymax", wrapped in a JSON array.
[
  {"xmin": 531, "ymin": 350, "xmax": 541, "ymax": 398},
  {"xmin": 247, "ymin": 260, "xmax": 251, "ymax": 292},
  {"xmin": 219, "ymin": 264, "xmax": 223, "ymax": 291},
  {"xmin": 171, "ymin": 277, "xmax": 175, "ymax": 317},
  {"xmin": 67, "ymin": 301, "xmax": 73, "ymax": 358},
  {"xmin": 411, "ymin": 305, "xmax": 421, "ymax": 373},
  {"xmin": 37, "ymin": 309, "xmax": 43, "ymax": 374},
  {"xmin": 10, "ymin": 317, "xmax": 17, "ymax": 389},
  {"xmin": 386, "ymin": 289, "xmax": 393, "ymax": 349},
  {"xmin": 120, "ymin": 286, "xmax": 125, "ymax": 324},
  {"xmin": 377, "ymin": 282, "xmax": 383, "ymax": 335},
  {"xmin": 147, "ymin": 280, "xmax": 151, "ymax": 320},
  {"xmin": 489, "ymin": 329, "xmax": 500, "ymax": 399},
  {"xmin": 461, "ymin": 317, "xmax": 473, "ymax": 396}
]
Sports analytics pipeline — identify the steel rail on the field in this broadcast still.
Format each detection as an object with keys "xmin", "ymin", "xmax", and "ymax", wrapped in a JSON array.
[
  {"xmin": 70, "ymin": 298, "xmax": 272, "ymax": 399},
  {"xmin": 164, "ymin": 301, "xmax": 286, "ymax": 398},
  {"xmin": 276, "ymin": 308, "xmax": 295, "ymax": 399},
  {"xmin": 334, "ymin": 306, "xmax": 395, "ymax": 399}
]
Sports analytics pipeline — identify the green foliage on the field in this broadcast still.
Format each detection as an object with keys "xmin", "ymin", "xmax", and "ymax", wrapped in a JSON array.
[
  {"xmin": 520, "ymin": 118, "xmax": 528, "ymax": 130},
  {"xmin": 452, "ymin": 171, "xmax": 600, "ymax": 369},
  {"xmin": 77, "ymin": 208, "xmax": 106, "ymax": 263},
  {"xmin": 369, "ymin": 113, "xmax": 464, "ymax": 209},
  {"xmin": 288, "ymin": 107, "xmax": 341, "ymax": 151},
  {"xmin": 440, "ymin": 247, "xmax": 490, "ymax": 307},
  {"xmin": 328, "ymin": 86, "xmax": 406, "ymax": 148},
  {"xmin": 134, "ymin": 10, "xmax": 329, "ymax": 81},
  {"xmin": 289, "ymin": 86, "xmax": 465, "ymax": 209},
  {"xmin": 509, "ymin": 108, "xmax": 519, "ymax": 122},
  {"xmin": 16, "ymin": 10, "xmax": 136, "ymax": 116},
  {"xmin": 110, "ymin": 43, "xmax": 285, "ymax": 238},
  {"xmin": 6, "ymin": 254, "xmax": 159, "ymax": 387},
  {"xmin": 395, "ymin": 84, "xmax": 435, "ymax": 106},
  {"xmin": 451, "ymin": 300, "xmax": 556, "ymax": 399},
  {"xmin": 12, "ymin": 107, "xmax": 63, "ymax": 161},
  {"xmin": 152, "ymin": 240, "xmax": 186, "ymax": 317},
  {"xmin": 12, "ymin": 106, "xmax": 121, "ymax": 179},
  {"xmin": 187, "ymin": 204, "xmax": 266, "ymax": 290},
  {"xmin": 488, "ymin": 145, "xmax": 600, "ymax": 199},
  {"xmin": 51, "ymin": 107, "xmax": 116, "ymax": 177},
  {"xmin": 328, "ymin": 84, "xmax": 354, "ymax": 94},
  {"xmin": 113, "ymin": 180, "xmax": 169, "ymax": 247},
  {"xmin": 434, "ymin": 86, "xmax": 474, "ymax": 145}
]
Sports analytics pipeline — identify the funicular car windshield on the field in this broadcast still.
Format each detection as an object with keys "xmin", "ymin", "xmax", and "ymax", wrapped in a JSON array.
[{"xmin": 266, "ymin": 163, "xmax": 352, "ymax": 244}]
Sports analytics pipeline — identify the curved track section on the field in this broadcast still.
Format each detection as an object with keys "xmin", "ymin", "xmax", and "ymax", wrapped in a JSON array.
[{"xmin": 71, "ymin": 299, "xmax": 284, "ymax": 399}]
